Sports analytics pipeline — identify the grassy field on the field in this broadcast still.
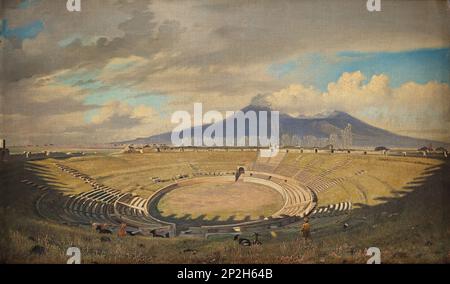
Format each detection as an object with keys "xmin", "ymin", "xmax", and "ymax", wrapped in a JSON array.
[
  {"xmin": 27, "ymin": 151, "xmax": 257, "ymax": 197},
  {"xmin": 316, "ymin": 154, "xmax": 443, "ymax": 206},
  {"xmin": 1, "ymin": 150, "xmax": 449, "ymax": 263},
  {"xmin": 158, "ymin": 181, "xmax": 284, "ymax": 221}
]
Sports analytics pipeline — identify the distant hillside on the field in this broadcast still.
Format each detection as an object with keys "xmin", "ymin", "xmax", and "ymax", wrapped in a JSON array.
[{"xmin": 118, "ymin": 105, "xmax": 448, "ymax": 148}]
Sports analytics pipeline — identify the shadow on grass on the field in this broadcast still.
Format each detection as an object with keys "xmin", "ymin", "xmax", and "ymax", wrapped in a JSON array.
[
  {"xmin": 311, "ymin": 158, "xmax": 449, "ymax": 257},
  {"xmin": 0, "ymin": 158, "xmax": 80, "ymax": 226},
  {"xmin": 4, "ymin": 156, "xmax": 449, "ymax": 256}
]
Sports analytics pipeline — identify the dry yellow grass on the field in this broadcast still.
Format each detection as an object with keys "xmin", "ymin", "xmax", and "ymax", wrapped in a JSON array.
[
  {"xmin": 1, "ymin": 150, "xmax": 448, "ymax": 263},
  {"xmin": 22, "ymin": 151, "xmax": 257, "ymax": 198},
  {"xmin": 158, "ymin": 181, "xmax": 284, "ymax": 220},
  {"xmin": 317, "ymin": 155, "xmax": 443, "ymax": 207}
]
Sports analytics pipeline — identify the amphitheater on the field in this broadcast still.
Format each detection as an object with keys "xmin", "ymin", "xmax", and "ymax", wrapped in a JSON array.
[{"xmin": 25, "ymin": 147, "xmax": 447, "ymax": 239}]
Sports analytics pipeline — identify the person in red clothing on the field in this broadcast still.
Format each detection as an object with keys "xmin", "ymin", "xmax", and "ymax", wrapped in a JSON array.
[{"xmin": 118, "ymin": 223, "xmax": 127, "ymax": 238}]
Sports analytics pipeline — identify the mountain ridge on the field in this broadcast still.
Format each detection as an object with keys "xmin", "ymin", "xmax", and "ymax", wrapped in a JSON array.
[{"xmin": 117, "ymin": 105, "xmax": 449, "ymax": 148}]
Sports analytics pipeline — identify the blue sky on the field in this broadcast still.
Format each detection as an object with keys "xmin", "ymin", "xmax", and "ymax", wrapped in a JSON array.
[
  {"xmin": 18, "ymin": 0, "xmax": 40, "ymax": 9},
  {"xmin": 2, "ymin": 0, "xmax": 449, "ymax": 144},
  {"xmin": 82, "ymin": 90, "xmax": 169, "ymax": 123},
  {"xmin": 0, "ymin": 18, "xmax": 43, "ymax": 40},
  {"xmin": 54, "ymin": 46, "xmax": 448, "ymax": 127},
  {"xmin": 54, "ymin": 69, "xmax": 169, "ymax": 123},
  {"xmin": 0, "ymin": 1, "xmax": 43, "ymax": 41},
  {"xmin": 268, "ymin": 48, "xmax": 449, "ymax": 91}
]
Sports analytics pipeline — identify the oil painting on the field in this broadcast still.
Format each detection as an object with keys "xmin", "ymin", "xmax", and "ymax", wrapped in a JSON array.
[{"xmin": 0, "ymin": 0, "xmax": 449, "ymax": 265}]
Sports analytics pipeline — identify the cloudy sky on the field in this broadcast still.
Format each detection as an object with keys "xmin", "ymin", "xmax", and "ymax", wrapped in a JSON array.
[{"xmin": 1, "ymin": 0, "xmax": 449, "ymax": 145}]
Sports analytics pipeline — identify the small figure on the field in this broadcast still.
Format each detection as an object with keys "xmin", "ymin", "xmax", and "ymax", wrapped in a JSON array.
[
  {"xmin": 233, "ymin": 233, "xmax": 262, "ymax": 246},
  {"xmin": 118, "ymin": 223, "xmax": 127, "ymax": 238},
  {"xmin": 301, "ymin": 217, "xmax": 311, "ymax": 243},
  {"xmin": 92, "ymin": 223, "xmax": 112, "ymax": 234},
  {"xmin": 234, "ymin": 235, "xmax": 251, "ymax": 246},
  {"xmin": 253, "ymin": 233, "xmax": 262, "ymax": 245}
]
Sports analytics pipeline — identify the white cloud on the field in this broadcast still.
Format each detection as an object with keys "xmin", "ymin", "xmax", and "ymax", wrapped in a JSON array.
[
  {"xmin": 259, "ymin": 71, "xmax": 450, "ymax": 141},
  {"xmin": 2, "ymin": 1, "xmax": 449, "ymax": 145}
]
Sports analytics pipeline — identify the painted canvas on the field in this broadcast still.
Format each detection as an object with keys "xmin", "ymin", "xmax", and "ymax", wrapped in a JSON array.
[{"xmin": 0, "ymin": 0, "xmax": 449, "ymax": 266}]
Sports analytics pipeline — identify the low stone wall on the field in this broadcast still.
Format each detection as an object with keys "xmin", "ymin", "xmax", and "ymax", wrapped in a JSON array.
[{"xmin": 143, "ymin": 183, "xmax": 179, "ymax": 235}]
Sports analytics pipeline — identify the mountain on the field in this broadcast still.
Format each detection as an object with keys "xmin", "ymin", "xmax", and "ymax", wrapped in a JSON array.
[{"xmin": 118, "ymin": 105, "xmax": 448, "ymax": 148}]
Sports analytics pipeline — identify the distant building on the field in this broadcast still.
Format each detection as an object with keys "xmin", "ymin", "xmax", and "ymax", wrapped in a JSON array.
[
  {"xmin": 122, "ymin": 143, "xmax": 171, "ymax": 154},
  {"xmin": 418, "ymin": 146, "xmax": 431, "ymax": 152},
  {"xmin": 122, "ymin": 145, "xmax": 135, "ymax": 153},
  {"xmin": 1, "ymin": 139, "xmax": 10, "ymax": 162},
  {"xmin": 329, "ymin": 133, "xmax": 338, "ymax": 148},
  {"xmin": 290, "ymin": 123, "xmax": 352, "ymax": 149},
  {"xmin": 340, "ymin": 123, "xmax": 353, "ymax": 149}
]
